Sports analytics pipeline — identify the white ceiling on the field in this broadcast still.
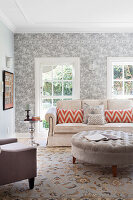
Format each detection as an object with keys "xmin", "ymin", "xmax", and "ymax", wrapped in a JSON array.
[{"xmin": 0, "ymin": 0, "xmax": 133, "ymax": 33}]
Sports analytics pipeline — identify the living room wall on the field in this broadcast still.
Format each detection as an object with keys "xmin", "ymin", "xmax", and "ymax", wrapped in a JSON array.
[
  {"xmin": 14, "ymin": 33, "xmax": 133, "ymax": 133},
  {"xmin": 0, "ymin": 21, "xmax": 15, "ymax": 138}
]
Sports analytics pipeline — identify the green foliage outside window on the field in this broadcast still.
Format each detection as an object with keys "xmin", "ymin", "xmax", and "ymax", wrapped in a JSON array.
[
  {"xmin": 113, "ymin": 65, "xmax": 133, "ymax": 96},
  {"xmin": 113, "ymin": 65, "xmax": 123, "ymax": 79},
  {"xmin": 43, "ymin": 120, "xmax": 49, "ymax": 128},
  {"xmin": 42, "ymin": 65, "xmax": 73, "ymax": 128},
  {"xmin": 124, "ymin": 65, "xmax": 133, "ymax": 79},
  {"xmin": 43, "ymin": 82, "xmax": 52, "ymax": 96}
]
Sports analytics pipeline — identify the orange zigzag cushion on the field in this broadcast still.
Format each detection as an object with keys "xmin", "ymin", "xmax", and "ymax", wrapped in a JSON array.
[
  {"xmin": 57, "ymin": 108, "xmax": 83, "ymax": 123},
  {"xmin": 105, "ymin": 108, "xmax": 133, "ymax": 123}
]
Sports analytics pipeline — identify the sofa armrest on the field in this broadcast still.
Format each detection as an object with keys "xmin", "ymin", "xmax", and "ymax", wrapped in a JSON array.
[
  {"xmin": 0, "ymin": 138, "xmax": 17, "ymax": 145},
  {"xmin": 45, "ymin": 106, "xmax": 57, "ymax": 136}
]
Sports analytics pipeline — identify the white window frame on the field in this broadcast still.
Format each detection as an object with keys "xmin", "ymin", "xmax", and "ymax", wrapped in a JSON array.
[
  {"xmin": 107, "ymin": 57, "xmax": 133, "ymax": 99},
  {"xmin": 35, "ymin": 57, "xmax": 80, "ymax": 133}
]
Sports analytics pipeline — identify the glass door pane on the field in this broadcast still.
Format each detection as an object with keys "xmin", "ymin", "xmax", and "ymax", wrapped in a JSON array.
[{"xmin": 39, "ymin": 64, "xmax": 73, "ymax": 132}]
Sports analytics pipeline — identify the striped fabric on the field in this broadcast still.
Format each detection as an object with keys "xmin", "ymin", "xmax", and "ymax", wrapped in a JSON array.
[
  {"xmin": 105, "ymin": 108, "xmax": 133, "ymax": 123},
  {"xmin": 57, "ymin": 108, "xmax": 83, "ymax": 123}
]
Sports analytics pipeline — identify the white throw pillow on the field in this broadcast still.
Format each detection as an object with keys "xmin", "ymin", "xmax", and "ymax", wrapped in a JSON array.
[
  {"xmin": 88, "ymin": 114, "xmax": 105, "ymax": 125},
  {"xmin": 83, "ymin": 104, "xmax": 104, "ymax": 124}
]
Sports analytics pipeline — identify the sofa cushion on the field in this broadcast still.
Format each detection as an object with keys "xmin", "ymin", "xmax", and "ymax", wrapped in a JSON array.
[
  {"xmin": 54, "ymin": 123, "xmax": 133, "ymax": 134},
  {"xmin": 88, "ymin": 114, "xmax": 105, "ymax": 125},
  {"xmin": 107, "ymin": 99, "xmax": 133, "ymax": 110},
  {"xmin": 105, "ymin": 109, "xmax": 133, "ymax": 123},
  {"xmin": 57, "ymin": 108, "xmax": 83, "ymax": 123},
  {"xmin": 57, "ymin": 100, "xmax": 81, "ymax": 110},
  {"xmin": 1, "ymin": 142, "xmax": 36, "ymax": 152},
  {"xmin": 83, "ymin": 104, "xmax": 104, "ymax": 124},
  {"xmin": 82, "ymin": 99, "xmax": 107, "ymax": 110}
]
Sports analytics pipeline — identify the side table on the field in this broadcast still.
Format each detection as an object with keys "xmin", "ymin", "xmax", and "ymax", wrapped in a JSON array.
[{"xmin": 24, "ymin": 119, "xmax": 41, "ymax": 146}]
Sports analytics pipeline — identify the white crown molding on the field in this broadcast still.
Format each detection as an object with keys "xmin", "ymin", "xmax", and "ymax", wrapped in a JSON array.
[
  {"xmin": 15, "ymin": 22, "xmax": 133, "ymax": 33},
  {"xmin": 0, "ymin": 9, "xmax": 16, "ymax": 32},
  {"xmin": 1, "ymin": 7, "xmax": 133, "ymax": 33},
  {"xmin": 15, "ymin": 0, "xmax": 31, "ymax": 23}
]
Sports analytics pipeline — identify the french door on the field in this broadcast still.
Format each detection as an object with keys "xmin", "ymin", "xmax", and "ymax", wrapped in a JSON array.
[{"xmin": 35, "ymin": 57, "xmax": 80, "ymax": 133}]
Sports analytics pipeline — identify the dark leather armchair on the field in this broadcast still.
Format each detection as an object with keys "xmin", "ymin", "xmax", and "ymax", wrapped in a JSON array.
[{"xmin": 0, "ymin": 138, "xmax": 37, "ymax": 189}]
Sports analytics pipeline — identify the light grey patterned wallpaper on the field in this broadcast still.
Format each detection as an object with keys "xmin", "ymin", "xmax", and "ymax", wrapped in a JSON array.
[{"xmin": 14, "ymin": 33, "xmax": 133, "ymax": 132}]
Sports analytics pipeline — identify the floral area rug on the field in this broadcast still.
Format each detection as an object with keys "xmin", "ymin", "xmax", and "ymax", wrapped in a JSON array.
[{"xmin": 0, "ymin": 147, "xmax": 133, "ymax": 200}]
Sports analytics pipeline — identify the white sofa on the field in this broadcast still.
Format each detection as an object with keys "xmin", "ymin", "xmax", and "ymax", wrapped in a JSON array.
[{"xmin": 45, "ymin": 99, "xmax": 133, "ymax": 146}]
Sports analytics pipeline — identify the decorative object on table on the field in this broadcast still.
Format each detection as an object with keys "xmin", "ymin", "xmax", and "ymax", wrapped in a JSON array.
[
  {"xmin": 3, "ymin": 70, "xmax": 14, "ymax": 110},
  {"xmin": 32, "ymin": 116, "xmax": 40, "ymax": 121},
  {"xmin": 84, "ymin": 132, "xmax": 122, "ymax": 142},
  {"xmin": 24, "ymin": 104, "xmax": 31, "ymax": 121},
  {"xmin": 6, "ymin": 57, "xmax": 13, "ymax": 69}
]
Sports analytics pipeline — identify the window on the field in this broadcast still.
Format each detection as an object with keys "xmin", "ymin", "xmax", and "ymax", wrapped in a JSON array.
[
  {"xmin": 41, "ymin": 64, "xmax": 73, "ymax": 115},
  {"xmin": 35, "ymin": 57, "xmax": 80, "ymax": 132},
  {"xmin": 107, "ymin": 57, "xmax": 133, "ymax": 99}
]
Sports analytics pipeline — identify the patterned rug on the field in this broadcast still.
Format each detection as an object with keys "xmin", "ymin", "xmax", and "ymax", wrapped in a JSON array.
[{"xmin": 0, "ymin": 147, "xmax": 133, "ymax": 200}]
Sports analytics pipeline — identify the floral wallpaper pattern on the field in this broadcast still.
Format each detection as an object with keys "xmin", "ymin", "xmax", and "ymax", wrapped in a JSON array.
[{"xmin": 14, "ymin": 33, "xmax": 133, "ymax": 132}]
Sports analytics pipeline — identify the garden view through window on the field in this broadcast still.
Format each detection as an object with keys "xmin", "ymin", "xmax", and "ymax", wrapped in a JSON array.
[
  {"xmin": 112, "ymin": 63, "xmax": 133, "ymax": 98},
  {"xmin": 41, "ymin": 64, "xmax": 73, "ymax": 128}
]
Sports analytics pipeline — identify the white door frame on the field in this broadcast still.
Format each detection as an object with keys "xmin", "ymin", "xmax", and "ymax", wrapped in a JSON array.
[{"xmin": 35, "ymin": 57, "xmax": 80, "ymax": 133}]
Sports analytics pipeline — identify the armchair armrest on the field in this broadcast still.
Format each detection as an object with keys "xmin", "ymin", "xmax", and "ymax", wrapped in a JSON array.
[
  {"xmin": 0, "ymin": 138, "xmax": 17, "ymax": 145},
  {"xmin": 45, "ymin": 106, "xmax": 57, "ymax": 136}
]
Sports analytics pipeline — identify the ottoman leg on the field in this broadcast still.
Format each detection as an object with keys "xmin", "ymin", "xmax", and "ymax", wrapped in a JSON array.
[
  {"xmin": 73, "ymin": 156, "xmax": 76, "ymax": 164},
  {"xmin": 112, "ymin": 165, "xmax": 117, "ymax": 177}
]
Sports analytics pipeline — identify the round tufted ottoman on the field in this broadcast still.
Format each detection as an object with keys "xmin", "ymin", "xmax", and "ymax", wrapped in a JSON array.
[{"xmin": 71, "ymin": 130, "xmax": 133, "ymax": 177}]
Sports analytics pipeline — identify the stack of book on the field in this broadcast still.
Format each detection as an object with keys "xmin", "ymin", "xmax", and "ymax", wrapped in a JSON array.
[
  {"xmin": 32, "ymin": 116, "xmax": 40, "ymax": 121},
  {"xmin": 84, "ymin": 133, "xmax": 122, "ymax": 142}
]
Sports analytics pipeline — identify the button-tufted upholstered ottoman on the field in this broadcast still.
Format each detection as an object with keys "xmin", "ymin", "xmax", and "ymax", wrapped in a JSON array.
[{"xmin": 71, "ymin": 130, "xmax": 133, "ymax": 177}]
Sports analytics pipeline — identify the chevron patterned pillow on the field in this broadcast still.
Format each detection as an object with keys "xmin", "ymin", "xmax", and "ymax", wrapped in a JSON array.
[
  {"xmin": 57, "ymin": 108, "xmax": 83, "ymax": 123},
  {"xmin": 105, "ymin": 108, "xmax": 133, "ymax": 123}
]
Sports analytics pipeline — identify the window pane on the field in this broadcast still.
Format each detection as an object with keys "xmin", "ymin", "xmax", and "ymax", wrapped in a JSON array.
[
  {"xmin": 53, "ymin": 65, "xmax": 62, "ymax": 80},
  {"xmin": 113, "ymin": 65, "xmax": 123, "ymax": 80},
  {"xmin": 63, "ymin": 65, "xmax": 72, "ymax": 80},
  {"xmin": 124, "ymin": 81, "xmax": 133, "ymax": 95},
  {"xmin": 124, "ymin": 65, "xmax": 133, "ymax": 80},
  {"xmin": 42, "ymin": 99, "xmax": 52, "ymax": 112},
  {"xmin": 43, "ymin": 82, "xmax": 52, "ymax": 96},
  {"xmin": 63, "ymin": 81, "xmax": 72, "ymax": 96},
  {"xmin": 53, "ymin": 99, "xmax": 62, "ymax": 106},
  {"xmin": 113, "ymin": 81, "xmax": 123, "ymax": 95},
  {"xmin": 53, "ymin": 81, "xmax": 62, "ymax": 96},
  {"xmin": 42, "ymin": 66, "xmax": 52, "ymax": 81}
]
